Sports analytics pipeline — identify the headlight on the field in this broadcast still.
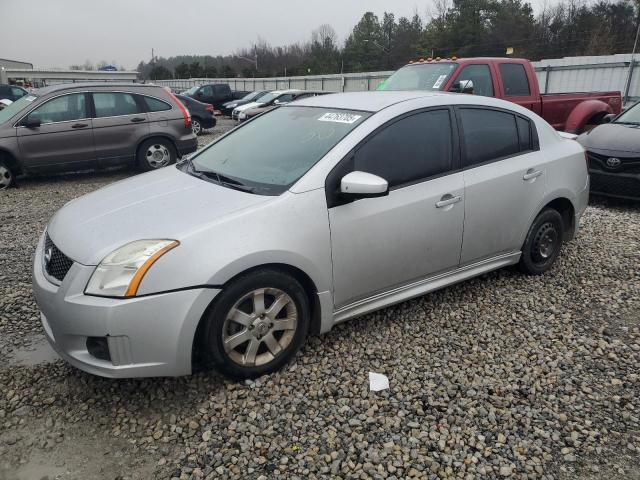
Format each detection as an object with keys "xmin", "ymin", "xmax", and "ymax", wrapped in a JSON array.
[
  {"xmin": 239, "ymin": 112, "xmax": 247, "ymax": 119},
  {"xmin": 85, "ymin": 240, "xmax": 179, "ymax": 298}
]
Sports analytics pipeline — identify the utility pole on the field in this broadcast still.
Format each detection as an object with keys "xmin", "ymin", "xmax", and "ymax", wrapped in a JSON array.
[{"xmin": 623, "ymin": 20, "xmax": 640, "ymax": 105}]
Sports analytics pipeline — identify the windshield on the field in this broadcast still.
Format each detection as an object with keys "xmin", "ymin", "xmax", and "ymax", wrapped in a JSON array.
[
  {"xmin": 614, "ymin": 103, "xmax": 640, "ymax": 125},
  {"xmin": 186, "ymin": 106, "xmax": 370, "ymax": 195},
  {"xmin": 379, "ymin": 63, "xmax": 458, "ymax": 91},
  {"xmin": 0, "ymin": 94, "xmax": 37, "ymax": 124},
  {"xmin": 182, "ymin": 86, "xmax": 198, "ymax": 96},
  {"xmin": 242, "ymin": 91, "xmax": 261, "ymax": 101},
  {"xmin": 254, "ymin": 91, "xmax": 281, "ymax": 104}
]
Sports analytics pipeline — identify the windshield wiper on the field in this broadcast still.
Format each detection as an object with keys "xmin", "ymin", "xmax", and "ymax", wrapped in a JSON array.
[{"xmin": 191, "ymin": 168, "xmax": 255, "ymax": 193}]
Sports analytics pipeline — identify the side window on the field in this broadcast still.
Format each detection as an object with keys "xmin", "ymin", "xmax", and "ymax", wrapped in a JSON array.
[
  {"xmin": 12, "ymin": 87, "xmax": 26, "ymax": 98},
  {"xmin": 276, "ymin": 94, "xmax": 294, "ymax": 103},
  {"xmin": 354, "ymin": 110, "xmax": 453, "ymax": 188},
  {"xmin": 453, "ymin": 65, "xmax": 494, "ymax": 97},
  {"xmin": 458, "ymin": 108, "xmax": 520, "ymax": 167},
  {"xmin": 143, "ymin": 96, "xmax": 172, "ymax": 112},
  {"xmin": 201, "ymin": 86, "xmax": 213, "ymax": 97},
  {"xmin": 214, "ymin": 84, "xmax": 230, "ymax": 94},
  {"xmin": 516, "ymin": 116, "xmax": 532, "ymax": 151},
  {"xmin": 499, "ymin": 64, "xmax": 531, "ymax": 96},
  {"xmin": 27, "ymin": 93, "xmax": 87, "ymax": 124},
  {"xmin": 93, "ymin": 92, "xmax": 140, "ymax": 117}
]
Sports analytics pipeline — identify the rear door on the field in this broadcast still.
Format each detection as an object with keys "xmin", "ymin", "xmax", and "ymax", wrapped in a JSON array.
[
  {"xmin": 328, "ymin": 108, "xmax": 465, "ymax": 307},
  {"xmin": 16, "ymin": 92, "xmax": 96, "ymax": 171},
  {"xmin": 90, "ymin": 91, "xmax": 149, "ymax": 168},
  {"xmin": 456, "ymin": 107, "xmax": 546, "ymax": 265},
  {"xmin": 496, "ymin": 63, "xmax": 539, "ymax": 114}
]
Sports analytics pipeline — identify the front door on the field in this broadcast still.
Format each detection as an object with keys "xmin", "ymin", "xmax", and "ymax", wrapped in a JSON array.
[
  {"xmin": 17, "ymin": 92, "xmax": 95, "ymax": 171},
  {"xmin": 456, "ymin": 107, "xmax": 546, "ymax": 264},
  {"xmin": 328, "ymin": 109, "xmax": 465, "ymax": 308}
]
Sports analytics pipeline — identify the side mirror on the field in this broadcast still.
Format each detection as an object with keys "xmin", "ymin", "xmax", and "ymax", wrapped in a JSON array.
[
  {"xmin": 602, "ymin": 113, "xmax": 616, "ymax": 124},
  {"xmin": 23, "ymin": 116, "xmax": 41, "ymax": 128},
  {"xmin": 450, "ymin": 79, "xmax": 474, "ymax": 94},
  {"xmin": 340, "ymin": 171, "xmax": 389, "ymax": 199}
]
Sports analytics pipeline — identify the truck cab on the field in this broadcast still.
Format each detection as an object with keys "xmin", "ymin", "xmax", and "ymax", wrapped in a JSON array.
[{"xmin": 380, "ymin": 57, "xmax": 622, "ymax": 133}]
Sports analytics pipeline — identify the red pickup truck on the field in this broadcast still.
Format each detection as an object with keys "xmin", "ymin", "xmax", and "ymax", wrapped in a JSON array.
[{"xmin": 379, "ymin": 57, "xmax": 622, "ymax": 133}]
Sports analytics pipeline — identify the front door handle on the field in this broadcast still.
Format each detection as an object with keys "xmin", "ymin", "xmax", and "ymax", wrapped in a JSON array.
[
  {"xmin": 435, "ymin": 194, "xmax": 462, "ymax": 208},
  {"xmin": 130, "ymin": 117, "xmax": 146, "ymax": 123},
  {"xmin": 71, "ymin": 123, "xmax": 88, "ymax": 129},
  {"xmin": 523, "ymin": 169, "xmax": 542, "ymax": 181}
]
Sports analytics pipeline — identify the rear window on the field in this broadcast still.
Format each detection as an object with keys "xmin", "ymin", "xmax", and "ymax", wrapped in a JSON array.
[
  {"xmin": 499, "ymin": 64, "xmax": 531, "ymax": 96},
  {"xmin": 516, "ymin": 116, "xmax": 532, "ymax": 151},
  {"xmin": 459, "ymin": 108, "xmax": 520, "ymax": 167},
  {"xmin": 143, "ymin": 95, "xmax": 172, "ymax": 112},
  {"xmin": 93, "ymin": 92, "xmax": 141, "ymax": 117}
]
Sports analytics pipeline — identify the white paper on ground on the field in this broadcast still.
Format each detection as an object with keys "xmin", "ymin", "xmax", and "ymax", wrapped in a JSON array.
[{"xmin": 369, "ymin": 372, "xmax": 389, "ymax": 392}]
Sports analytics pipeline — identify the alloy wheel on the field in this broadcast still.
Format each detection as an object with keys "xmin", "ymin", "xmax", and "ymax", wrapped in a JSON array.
[
  {"xmin": 192, "ymin": 119, "xmax": 201, "ymax": 135},
  {"xmin": 145, "ymin": 144, "xmax": 171, "ymax": 168},
  {"xmin": 222, "ymin": 288, "xmax": 298, "ymax": 367},
  {"xmin": 0, "ymin": 164, "xmax": 12, "ymax": 190}
]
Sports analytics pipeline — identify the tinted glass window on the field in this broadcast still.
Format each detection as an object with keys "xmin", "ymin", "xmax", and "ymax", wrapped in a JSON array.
[
  {"xmin": 499, "ymin": 64, "xmax": 531, "ymax": 96},
  {"xmin": 28, "ymin": 93, "xmax": 87, "ymax": 123},
  {"xmin": 93, "ymin": 92, "xmax": 140, "ymax": 117},
  {"xmin": 276, "ymin": 94, "xmax": 294, "ymax": 103},
  {"xmin": 11, "ymin": 87, "xmax": 26, "ymax": 98},
  {"xmin": 143, "ymin": 96, "xmax": 172, "ymax": 112},
  {"xmin": 0, "ymin": 86, "xmax": 8, "ymax": 95},
  {"xmin": 453, "ymin": 65, "xmax": 494, "ymax": 97},
  {"xmin": 214, "ymin": 85, "xmax": 230, "ymax": 94},
  {"xmin": 190, "ymin": 106, "xmax": 370, "ymax": 195},
  {"xmin": 201, "ymin": 86, "xmax": 213, "ymax": 97},
  {"xmin": 516, "ymin": 116, "xmax": 532, "ymax": 151},
  {"xmin": 459, "ymin": 108, "xmax": 519, "ymax": 166},
  {"xmin": 355, "ymin": 110, "xmax": 453, "ymax": 187}
]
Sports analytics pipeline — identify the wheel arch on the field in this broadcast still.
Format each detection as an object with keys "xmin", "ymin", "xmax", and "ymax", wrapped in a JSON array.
[
  {"xmin": 135, "ymin": 134, "xmax": 179, "ymax": 162},
  {"xmin": 525, "ymin": 195, "xmax": 576, "ymax": 244},
  {"xmin": 564, "ymin": 100, "xmax": 613, "ymax": 134},
  {"xmin": 0, "ymin": 147, "xmax": 22, "ymax": 175}
]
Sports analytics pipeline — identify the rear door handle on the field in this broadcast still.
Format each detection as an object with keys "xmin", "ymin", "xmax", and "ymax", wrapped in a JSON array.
[
  {"xmin": 435, "ymin": 194, "xmax": 462, "ymax": 208},
  {"xmin": 71, "ymin": 123, "xmax": 88, "ymax": 129},
  {"xmin": 523, "ymin": 169, "xmax": 542, "ymax": 181},
  {"xmin": 130, "ymin": 117, "xmax": 146, "ymax": 123}
]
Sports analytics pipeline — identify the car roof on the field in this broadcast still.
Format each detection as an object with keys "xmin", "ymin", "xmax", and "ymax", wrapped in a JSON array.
[
  {"xmin": 288, "ymin": 91, "xmax": 450, "ymax": 112},
  {"xmin": 34, "ymin": 83, "xmax": 163, "ymax": 96}
]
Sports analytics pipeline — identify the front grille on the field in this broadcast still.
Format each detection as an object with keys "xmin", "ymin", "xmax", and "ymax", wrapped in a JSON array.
[
  {"xmin": 590, "ymin": 171, "xmax": 640, "ymax": 199},
  {"xmin": 44, "ymin": 234, "xmax": 74, "ymax": 282},
  {"xmin": 588, "ymin": 151, "xmax": 640, "ymax": 174}
]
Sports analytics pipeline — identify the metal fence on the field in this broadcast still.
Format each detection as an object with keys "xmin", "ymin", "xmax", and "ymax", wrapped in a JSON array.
[
  {"xmin": 0, "ymin": 67, "xmax": 138, "ymax": 85},
  {"xmin": 155, "ymin": 53, "xmax": 639, "ymax": 105}
]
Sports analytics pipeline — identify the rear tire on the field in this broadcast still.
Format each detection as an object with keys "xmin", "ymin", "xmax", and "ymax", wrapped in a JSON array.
[
  {"xmin": 518, "ymin": 208, "xmax": 564, "ymax": 275},
  {"xmin": 0, "ymin": 159, "xmax": 15, "ymax": 190},
  {"xmin": 191, "ymin": 117, "xmax": 202, "ymax": 136},
  {"xmin": 200, "ymin": 269, "xmax": 310, "ymax": 380},
  {"xmin": 136, "ymin": 138, "xmax": 176, "ymax": 171}
]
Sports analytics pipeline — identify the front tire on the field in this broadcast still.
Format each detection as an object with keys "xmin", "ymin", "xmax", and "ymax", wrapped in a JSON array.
[
  {"xmin": 518, "ymin": 208, "xmax": 564, "ymax": 275},
  {"xmin": 201, "ymin": 269, "xmax": 310, "ymax": 379},
  {"xmin": 0, "ymin": 159, "xmax": 15, "ymax": 190},
  {"xmin": 136, "ymin": 138, "xmax": 176, "ymax": 171}
]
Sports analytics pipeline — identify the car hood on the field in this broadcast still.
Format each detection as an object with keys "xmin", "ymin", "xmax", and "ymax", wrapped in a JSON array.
[
  {"xmin": 47, "ymin": 167, "xmax": 272, "ymax": 265},
  {"xmin": 577, "ymin": 123, "xmax": 640, "ymax": 155},
  {"xmin": 234, "ymin": 101, "xmax": 263, "ymax": 112}
]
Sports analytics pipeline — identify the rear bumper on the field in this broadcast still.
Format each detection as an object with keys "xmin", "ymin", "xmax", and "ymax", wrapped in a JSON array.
[
  {"xmin": 200, "ymin": 116, "xmax": 216, "ymax": 129},
  {"xmin": 589, "ymin": 169, "xmax": 640, "ymax": 200},
  {"xmin": 176, "ymin": 135, "xmax": 198, "ymax": 157},
  {"xmin": 32, "ymin": 233, "xmax": 220, "ymax": 378}
]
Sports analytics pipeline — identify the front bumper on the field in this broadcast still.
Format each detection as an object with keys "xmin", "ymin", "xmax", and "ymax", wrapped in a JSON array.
[
  {"xmin": 589, "ymin": 169, "xmax": 640, "ymax": 200},
  {"xmin": 32, "ymin": 234, "xmax": 220, "ymax": 378}
]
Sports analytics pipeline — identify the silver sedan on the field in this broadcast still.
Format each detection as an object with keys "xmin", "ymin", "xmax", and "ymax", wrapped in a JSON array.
[{"xmin": 33, "ymin": 91, "xmax": 589, "ymax": 379}]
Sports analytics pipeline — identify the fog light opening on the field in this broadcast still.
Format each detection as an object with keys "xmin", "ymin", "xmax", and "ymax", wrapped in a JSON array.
[{"xmin": 86, "ymin": 337, "xmax": 111, "ymax": 362}]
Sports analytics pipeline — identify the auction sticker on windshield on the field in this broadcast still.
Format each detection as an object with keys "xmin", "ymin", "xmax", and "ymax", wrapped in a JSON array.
[
  {"xmin": 318, "ymin": 112, "xmax": 362, "ymax": 124},
  {"xmin": 432, "ymin": 75, "xmax": 448, "ymax": 89}
]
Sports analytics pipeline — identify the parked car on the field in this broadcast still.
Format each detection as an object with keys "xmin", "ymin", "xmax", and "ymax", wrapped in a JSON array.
[
  {"xmin": 238, "ymin": 90, "xmax": 329, "ymax": 122},
  {"xmin": 221, "ymin": 91, "xmax": 270, "ymax": 117},
  {"xmin": 33, "ymin": 91, "xmax": 589, "ymax": 379},
  {"xmin": 232, "ymin": 89, "xmax": 300, "ymax": 121},
  {"xmin": 577, "ymin": 102, "xmax": 640, "ymax": 200},
  {"xmin": 379, "ymin": 57, "xmax": 623, "ymax": 133},
  {"xmin": 0, "ymin": 83, "xmax": 197, "ymax": 189},
  {"xmin": 0, "ymin": 84, "xmax": 28, "ymax": 102},
  {"xmin": 175, "ymin": 94, "xmax": 216, "ymax": 135},
  {"xmin": 180, "ymin": 83, "xmax": 248, "ymax": 110}
]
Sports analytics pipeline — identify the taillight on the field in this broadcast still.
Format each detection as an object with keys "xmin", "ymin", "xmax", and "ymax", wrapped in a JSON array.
[
  {"xmin": 205, "ymin": 104, "xmax": 214, "ymax": 114},
  {"xmin": 164, "ymin": 87, "xmax": 191, "ymax": 127}
]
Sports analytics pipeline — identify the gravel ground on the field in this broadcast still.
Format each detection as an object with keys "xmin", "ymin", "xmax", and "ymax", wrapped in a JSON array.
[{"xmin": 0, "ymin": 119, "xmax": 639, "ymax": 479}]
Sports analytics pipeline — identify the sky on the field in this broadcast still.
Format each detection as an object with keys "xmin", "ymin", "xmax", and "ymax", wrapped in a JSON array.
[{"xmin": 1, "ymin": 0, "xmax": 433, "ymax": 70}]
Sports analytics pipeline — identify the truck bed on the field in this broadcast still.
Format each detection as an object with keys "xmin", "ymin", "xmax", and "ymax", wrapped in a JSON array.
[{"xmin": 540, "ymin": 91, "xmax": 622, "ymax": 131}]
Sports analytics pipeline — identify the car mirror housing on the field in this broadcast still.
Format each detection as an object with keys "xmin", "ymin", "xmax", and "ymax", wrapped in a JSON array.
[
  {"xmin": 450, "ymin": 80, "xmax": 474, "ymax": 94},
  {"xmin": 23, "ymin": 116, "xmax": 41, "ymax": 128},
  {"xmin": 602, "ymin": 113, "xmax": 616, "ymax": 124},
  {"xmin": 340, "ymin": 171, "xmax": 389, "ymax": 199}
]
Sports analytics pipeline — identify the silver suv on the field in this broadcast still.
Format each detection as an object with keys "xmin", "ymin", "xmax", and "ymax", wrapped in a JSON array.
[
  {"xmin": 0, "ymin": 83, "xmax": 197, "ymax": 189},
  {"xmin": 33, "ymin": 91, "xmax": 589, "ymax": 379}
]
